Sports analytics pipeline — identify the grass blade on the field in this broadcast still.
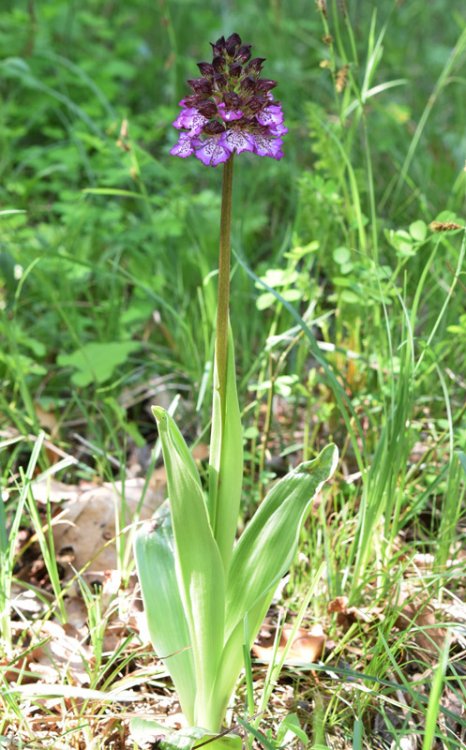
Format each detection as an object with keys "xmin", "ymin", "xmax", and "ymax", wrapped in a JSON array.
[{"xmin": 422, "ymin": 634, "xmax": 451, "ymax": 750}]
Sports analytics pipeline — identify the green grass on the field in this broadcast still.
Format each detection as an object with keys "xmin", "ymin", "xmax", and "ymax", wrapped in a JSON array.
[{"xmin": 1, "ymin": 0, "xmax": 465, "ymax": 747}]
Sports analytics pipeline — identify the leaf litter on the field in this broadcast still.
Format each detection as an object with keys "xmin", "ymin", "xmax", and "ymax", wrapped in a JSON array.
[{"xmin": 3, "ymin": 416, "xmax": 466, "ymax": 748}]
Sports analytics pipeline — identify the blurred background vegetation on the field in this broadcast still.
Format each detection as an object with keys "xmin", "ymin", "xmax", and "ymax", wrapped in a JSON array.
[{"xmin": 1, "ymin": 0, "xmax": 465, "ymax": 487}]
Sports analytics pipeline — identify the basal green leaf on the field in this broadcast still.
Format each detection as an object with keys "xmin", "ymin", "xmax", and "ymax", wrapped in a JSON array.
[
  {"xmin": 130, "ymin": 718, "xmax": 242, "ymax": 749},
  {"xmin": 208, "ymin": 329, "xmax": 243, "ymax": 572},
  {"xmin": 225, "ymin": 444, "xmax": 338, "ymax": 640},
  {"xmin": 152, "ymin": 407, "xmax": 225, "ymax": 730},
  {"xmin": 134, "ymin": 505, "xmax": 195, "ymax": 724},
  {"xmin": 213, "ymin": 590, "xmax": 272, "ymax": 726}
]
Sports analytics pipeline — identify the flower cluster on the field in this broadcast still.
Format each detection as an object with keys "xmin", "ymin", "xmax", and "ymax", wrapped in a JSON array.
[{"xmin": 170, "ymin": 33, "xmax": 287, "ymax": 167}]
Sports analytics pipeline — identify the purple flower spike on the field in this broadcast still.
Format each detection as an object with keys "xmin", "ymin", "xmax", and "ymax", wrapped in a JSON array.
[{"xmin": 170, "ymin": 33, "xmax": 286, "ymax": 166}]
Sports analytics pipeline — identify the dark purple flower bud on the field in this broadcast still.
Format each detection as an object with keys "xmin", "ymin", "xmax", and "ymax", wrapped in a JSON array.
[
  {"xmin": 212, "ymin": 56, "xmax": 226, "ymax": 73},
  {"xmin": 246, "ymin": 95, "xmax": 266, "ymax": 113},
  {"xmin": 223, "ymin": 92, "xmax": 241, "ymax": 109},
  {"xmin": 246, "ymin": 57, "xmax": 266, "ymax": 75},
  {"xmin": 229, "ymin": 63, "xmax": 242, "ymax": 78},
  {"xmin": 188, "ymin": 78, "xmax": 213, "ymax": 94},
  {"xmin": 211, "ymin": 36, "xmax": 226, "ymax": 56},
  {"xmin": 197, "ymin": 61, "xmax": 214, "ymax": 77},
  {"xmin": 225, "ymin": 33, "xmax": 242, "ymax": 55},
  {"xmin": 203, "ymin": 120, "xmax": 225, "ymax": 135},
  {"xmin": 236, "ymin": 45, "xmax": 252, "ymax": 63},
  {"xmin": 240, "ymin": 76, "xmax": 257, "ymax": 93},
  {"xmin": 182, "ymin": 94, "xmax": 202, "ymax": 107},
  {"xmin": 197, "ymin": 100, "xmax": 218, "ymax": 118},
  {"xmin": 257, "ymin": 79, "xmax": 277, "ymax": 92},
  {"xmin": 214, "ymin": 73, "xmax": 228, "ymax": 90}
]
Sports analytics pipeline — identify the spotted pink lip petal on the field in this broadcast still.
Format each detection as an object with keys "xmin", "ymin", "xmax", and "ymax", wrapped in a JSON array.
[
  {"xmin": 170, "ymin": 132, "xmax": 195, "ymax": 158},
  {"xmin": 173, "ymin": 108, "xmax": 208, "ymax": 135},
  {"xmin": 269, "ymin": 123, "xmax": 288, "ymax": 136},
  {"xmin": 220, "ymin": 130, "xmax": 255, "ymax": 154},
  {"xmin": 253, "ymin": 134, "xmax": 284, "ymax": 160},
  {"xmin": 194, "ymin": 137, "xmax": 232, "ymax": 166},
  {"xmin": 256, "ymin": 104, "xmax": 284, "ymax": 128}
]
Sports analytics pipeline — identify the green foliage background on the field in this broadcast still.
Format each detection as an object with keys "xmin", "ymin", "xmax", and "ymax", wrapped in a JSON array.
[{"xmin": 1, "ymin": 0, "xmax": 465, "ymax": 467}]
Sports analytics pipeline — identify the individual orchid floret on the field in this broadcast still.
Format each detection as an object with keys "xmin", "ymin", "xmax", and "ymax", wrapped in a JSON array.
[
  {"xmin": 170, "ymin": 132, "xmax": 197, "ymax": 159},
  {"xmin": 170, "ymin": 33, "xmax": 287, "ymax": 167}
]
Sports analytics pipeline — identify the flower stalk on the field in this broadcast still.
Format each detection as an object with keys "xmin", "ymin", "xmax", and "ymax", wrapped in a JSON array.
[{"xmin": 216, "ymin": 154, "xmax": 234, "ymax": 423}]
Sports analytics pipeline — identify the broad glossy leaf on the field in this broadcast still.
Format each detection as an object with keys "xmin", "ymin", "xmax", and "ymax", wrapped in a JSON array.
[
  {"xmin": 208, "ymin": 328, "xmax": 243, "ymax": 572},
  {"xmin": 152, "ymin": 407, "xmax": 225, "ymax": 729},
  {"xmin": 225, "ymin": 444, "xmax": 338, "ymax": 639},
  {"xmin": 134, "ymin": 505, "xmax": 195, "ymax": 723}
]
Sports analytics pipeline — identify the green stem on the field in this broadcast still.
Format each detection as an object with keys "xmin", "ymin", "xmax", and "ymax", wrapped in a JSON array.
[{"xmin": 215, "ymin": 155, "xmax": 234, "ymax": 421}]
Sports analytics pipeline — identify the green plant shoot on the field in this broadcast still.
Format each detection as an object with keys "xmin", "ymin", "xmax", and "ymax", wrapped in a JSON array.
[{"xmin": 133, "ymin": 32, "xmax": 338, "ymax": 748}]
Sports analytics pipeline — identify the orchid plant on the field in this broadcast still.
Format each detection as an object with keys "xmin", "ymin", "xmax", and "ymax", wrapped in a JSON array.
[{"xmin": 133, "ymin": 33, "xmax": 338, "ymax": 749}]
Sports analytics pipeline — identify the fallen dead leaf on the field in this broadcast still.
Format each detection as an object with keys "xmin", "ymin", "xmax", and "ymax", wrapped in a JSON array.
[
  {"xmin": 328, "ymin": 595, "xmax": 375, "ymax": 630},
  {"xmin": 253, "ymin": 623, "xmax": 325, "ymax": 665},
  {"xmin": 29, "ymin": 478, "xmax": 165, "ymax": 582},
  {"xmin": 19, "ymin": 621, "xmax": 92, "ymax": 687},
  {"xmin": 30, "ymin": 477, "xmax": 81, "ymax": 504},
  {"xmin": 327, "ymin": 595, "xmax": 348, "ymax": 614},
  {"xmin": 64, "ymin": 595, "xmax": 89, "ymax": 633},
  {"xmin": 192, "ymin": 443, "xmax": 209, "ymax": 462},
  {"xmin": 396, "ymin": 598, "xmax": 447, "ymax": 656}
]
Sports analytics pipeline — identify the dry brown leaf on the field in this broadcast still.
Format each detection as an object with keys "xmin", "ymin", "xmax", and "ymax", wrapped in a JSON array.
[
  {"xmin": 328, "ymin": 595, "xmax": 374, "ymax": 630},
  {"xmin": 64, "ymin": 596, "xmax": 89, "ymax": 634},
  {"xmin": 30, "ymin": 477, "xmax": 81, "ymax": 505},
  {"xmin": 396, "ymin": 599, "xmax": 447, "ymax": 655},
  {"xmin": 23, "ymin": 621, "xmax": 92, "ymax": 686},
  {"xmin": 327, "ymin": 595, "xmax": 348, "ymax": 614},
  {"xmin": 33, "ymin": 478, "xmax": 165, "ymax": 581},
  {"xmin": 10, "ymin": 585, "xmax": 44, "ymax": 616},
  {"xmin": 253, "ymin": 623, "xmax": 325, "ymax": 665},
  {"xmin": 34, "ymin": 403, "xmax": 60, "ymax": 437},
  {"xmin": 34, "ymin": 403, "xmax": 61, "ymax": 467},
  {"xmin": 192, "ymin": 443, "xmax": 209, "ymax": 462}
]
